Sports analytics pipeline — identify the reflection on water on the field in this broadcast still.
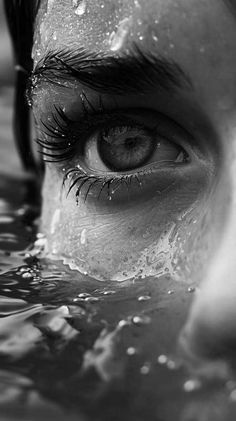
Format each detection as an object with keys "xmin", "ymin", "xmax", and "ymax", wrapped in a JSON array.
[{"xmin": 0, "ymin": 92, "xmax": 236, "ymax": 421}]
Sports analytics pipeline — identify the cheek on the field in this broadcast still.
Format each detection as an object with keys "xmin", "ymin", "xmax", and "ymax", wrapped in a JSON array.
[{"xmin": 40, "ymin": 162, "xmax": 213, "ymax": 282}]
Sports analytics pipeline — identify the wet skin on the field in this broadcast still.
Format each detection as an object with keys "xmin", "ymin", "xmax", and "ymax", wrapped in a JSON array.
[{"xmin": 32, "ymin": 0, "xmax": 236, "ymax": 363}]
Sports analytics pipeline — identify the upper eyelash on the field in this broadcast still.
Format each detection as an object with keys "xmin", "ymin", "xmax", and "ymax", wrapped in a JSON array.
[{"xmin": 36, "ymin": 92, "xmax": 106, "ymax": 162}]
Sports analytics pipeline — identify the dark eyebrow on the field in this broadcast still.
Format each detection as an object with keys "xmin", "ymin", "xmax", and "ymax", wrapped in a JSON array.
[{"xmin": 30, "ymin": 45, "xmax": 192, "ymax": 96}]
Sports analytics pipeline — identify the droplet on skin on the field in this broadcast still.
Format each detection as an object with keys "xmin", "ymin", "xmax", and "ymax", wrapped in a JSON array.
[
  {"xmin": 109, "ymin": 17, "xmax": 132, "ymax": 52},
  {"xmin": 118, "ymin": 320, "xmax": 129, "ymax": 329},
  {"xmin": 77, "ymin": 293, "xmax": 91, "ymax": 298},
  {"xmin": 132, "ymin": 315, "xmax": 151, "ymax": 326},
  {"xmin": 73, "ymin": 0, "xmax": 87, "ymax": 16},
  {"xmin": 138, "ymin": 295, "xmax": 151, "ymax": 302},
  {"xmin": 80, "ymin": 228, "xmax": 87, "ymax": 245},
  {"xmin": 152, "ymin": 34, "xmax": 158, "ymax": 42},
  {"xmin": 187, "ymin": 287, "xmax": 196, "ymax": 293},
  {"xmin": 168, "ymin": 290, "xmax": 174, "ymax": 295},
  {"xmin": 50, "ymin": 209, "xmax": 61, "ymax": 235},
  {"xmin": 47, "ymin": 0, "xmax": 55, "ymax": 13},
  {"xmin": 134, "ymin": 0, "xmax": 141, "ymax": 8}
]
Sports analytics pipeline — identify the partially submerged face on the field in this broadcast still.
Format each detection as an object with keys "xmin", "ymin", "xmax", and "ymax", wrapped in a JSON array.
[
  {"xmin": 31, "ymin": 0, "xmax": 236, "ymax": 361},
  {"xmin": 31, "ymin": 0, "xmax": 236, "ymax": 283}
]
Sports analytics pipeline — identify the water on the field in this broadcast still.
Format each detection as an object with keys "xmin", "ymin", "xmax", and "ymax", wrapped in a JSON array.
[{"xmin": 1, "ymin": 91, "xmax": 236, "ymax": 421}]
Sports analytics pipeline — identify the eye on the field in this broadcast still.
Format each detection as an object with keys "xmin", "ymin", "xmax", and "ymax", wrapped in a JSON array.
[
  {"xmin": 84, "ymin": 124, "xmax": 184, "ymax": 173},
  {"xmin": 38, "ymin": 106, "xmax": 191, "ymax": 203}
]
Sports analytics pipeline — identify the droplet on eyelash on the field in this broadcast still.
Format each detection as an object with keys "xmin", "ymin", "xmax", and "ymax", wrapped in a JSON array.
[{"xmin": 109, "ymin": 17, "xmax": 132, "ymax": 52}]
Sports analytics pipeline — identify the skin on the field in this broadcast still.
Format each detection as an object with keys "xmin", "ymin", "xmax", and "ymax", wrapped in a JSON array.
[{"xmin": 33, "ymin": 0, "xmax": 236, "ymax": 366}]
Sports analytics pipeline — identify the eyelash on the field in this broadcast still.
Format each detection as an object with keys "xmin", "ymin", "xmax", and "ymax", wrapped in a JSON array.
[{"xmin": 36, "ymin": 93, "xmax": 187, "ymax": 203}]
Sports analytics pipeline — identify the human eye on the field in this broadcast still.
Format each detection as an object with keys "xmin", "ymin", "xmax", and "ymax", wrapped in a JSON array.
[{"xmin": 36, "ymin": 95, "xmax": 192, "ymax": 205}]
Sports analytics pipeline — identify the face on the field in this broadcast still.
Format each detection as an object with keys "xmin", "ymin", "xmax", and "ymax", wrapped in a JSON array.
[{"xmin": 31, "ymin": 0, "xmax": 236, "ymax": 362}]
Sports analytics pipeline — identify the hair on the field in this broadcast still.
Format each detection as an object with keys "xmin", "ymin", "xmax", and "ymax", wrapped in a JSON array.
[{"xmin": 4, "ymin": 0, "xmax": 41, "ymax": 173}]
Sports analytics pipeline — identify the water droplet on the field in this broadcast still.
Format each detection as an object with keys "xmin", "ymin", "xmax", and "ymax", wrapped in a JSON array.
[
  {"xmin": 84, "ymin": 297, "xmax": 99, "ymax": 303},
  {"xmin": 50, "ymin": 209, "xmax": 61, "ymax": 234},
  {"xmin": 127, "ymin": 347, "xmax": 137, "ymax": 356},
  {"xmin": 134, "ymin": 0, "xmax": 141, "ymax": 7},
  {"xmin": 73, "ymin": 0, "xmax": 87, "ymax": 15},
  {"xmin": 183, "ymin": 379, "xmax": 201, "ymax": 393},
  {"xmin": 187, "ymin": 287, "xmax": 195, "ymax": 293},
  {"xmin": 47, "ymin": 0, "xmax": 55, "ymax": 13},
  {"xmin": 132, "ymin": 315, "xmax": 151, "ymax": 326},
  {"xmin": 118, "ymin": 319, "xmax": 129, "ymax": 329},
  {"xmin": 80, "ymin": 228, "xmax": 87, "ymax": 245},
  {"xmin": 167, "ymin": 359, "xmax": 177, "ymax": 370},
  {"xmin": 157, "ymin": 354, "xmax": 168, "ymax": 365},
  {"xmin": 167, "ymin": 290, "xmax": 174, "ymax": 295},
  {"xmin": 0, "ymin": 216, "xmax": 14, "ymax": 224},
  {"xmin": 152, "ymin": 34, "xmax": 158, "ymax": 42},
  {"xmin": 109, "ymin": 17, "xmax": 132, "ymax": 52},
  {"xmin": 138, "ymin": 295, "xmax": 151, "ymax": 302},
  {"xmin": 140, "ymin": 362, "xmax": 151, "ymax": 375},
  {"xmin": 230, "ymin": 390, "xmax": 236, "ymax": 401},
  {"xmin": 139, "ymin": 35, "xmax": 144, "ymax": 41},
  {"xmin": 21, "ymin": 272, "xmax": 33, "ymax": 279},
  {"xmin": 78, "ymin": 293, "xmax": 91, "ymax": 298},
  {"xmin": 103, "ymin": 290, "xmax": 116, "ymax": 296}
]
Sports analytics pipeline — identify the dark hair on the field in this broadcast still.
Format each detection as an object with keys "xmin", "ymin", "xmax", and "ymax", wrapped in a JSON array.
[{"xmin": 4, "ymin": 0, "xmax": 41, "ymax": 173}]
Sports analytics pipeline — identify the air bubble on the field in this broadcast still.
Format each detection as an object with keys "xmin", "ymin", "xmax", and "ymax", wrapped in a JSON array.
[
  {"xmin": 183, "ymin": 379, "xmax": 201, "ymax": 393},
  {"xmin": 127, "ymin": 347, "xmax": 137, "ymax": 356},
  {"xmin": 140, "ymin": 362, "xmax": 151, "ymax": 375},
  {"xmin": 230, "ymin": 390, "xmax": 236, "ymax": 401}
]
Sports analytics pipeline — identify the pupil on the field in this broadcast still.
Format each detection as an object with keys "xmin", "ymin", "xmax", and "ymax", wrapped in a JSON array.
[{"xmin": 125, "ymin": 137, "xmax": 138, "ymax": 149}]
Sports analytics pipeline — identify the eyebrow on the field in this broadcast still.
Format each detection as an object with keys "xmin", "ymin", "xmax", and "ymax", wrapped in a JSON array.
[{"xmin": 30, "ymin": 45, "xmax": 192, "ymax": 97}]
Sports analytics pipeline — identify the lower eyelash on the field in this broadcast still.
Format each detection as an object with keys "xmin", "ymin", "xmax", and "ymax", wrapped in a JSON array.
[{"xmin": 63, "ymin": 167, "xmax": 143, "ymax": 203}]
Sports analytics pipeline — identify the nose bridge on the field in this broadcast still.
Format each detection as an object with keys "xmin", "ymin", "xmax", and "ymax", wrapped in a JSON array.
[{"xmin": 180, "ymin": 156, "xmax": 236, "ymax": 361}]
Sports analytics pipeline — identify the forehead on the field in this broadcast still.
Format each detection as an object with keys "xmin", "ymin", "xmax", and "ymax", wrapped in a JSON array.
[{"xmin": 34, "ymin": 0, "xmax": 235, "ymax": 60}]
